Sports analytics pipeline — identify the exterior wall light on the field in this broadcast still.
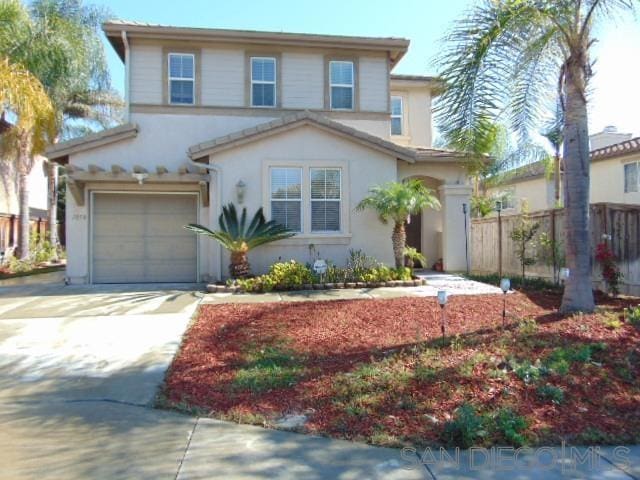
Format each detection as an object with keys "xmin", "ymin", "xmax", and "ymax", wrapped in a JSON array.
[
  {"xmin": 500, "ymin": 278, "xmax": 510, "ymax": 328},
  {"xmin": 236, "ymin": 180, "xmax": 247, "ymax": 204}
]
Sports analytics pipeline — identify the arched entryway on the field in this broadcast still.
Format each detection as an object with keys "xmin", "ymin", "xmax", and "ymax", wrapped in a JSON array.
[{"xmin": 404, "ymin": 175, "xmax": 443, "ymax": 270}]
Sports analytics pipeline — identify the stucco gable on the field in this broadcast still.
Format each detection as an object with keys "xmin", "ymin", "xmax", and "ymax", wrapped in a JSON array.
[
  {"xmin": 45, "ymin": 123, "xmax": 139, "ymax": 164},
  {"xmin": 188, "ymin": 111, "xmax": 417, "ymax": 163}
]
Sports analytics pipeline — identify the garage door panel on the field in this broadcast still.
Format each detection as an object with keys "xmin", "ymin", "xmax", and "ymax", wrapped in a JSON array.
[
  {"xmin": 93, "ymin": 215, "xmax": 145, "ymax": 236},
  {"xmin": 93, "ymin": 238, "xmax": 146, "ymax": 260},
  {"xmin": 144, "ymin": 239, "xmax": 196, "ymax": 260},
  {"xmin": 146, "ymin": 217, "xmax": 194, "ymax": 236},
  {"xmin": 92, "ymin": 193, "xmax": 198, "ymax": 283}
]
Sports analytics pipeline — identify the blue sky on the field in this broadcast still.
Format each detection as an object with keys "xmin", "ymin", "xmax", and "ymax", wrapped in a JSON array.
[{"xmin": 100, "ymin": 0, "xmax": 640, "ymax": 137}]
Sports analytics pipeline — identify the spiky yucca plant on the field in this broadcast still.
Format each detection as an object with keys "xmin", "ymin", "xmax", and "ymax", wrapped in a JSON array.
[{"xmin": 185, "ymin": 204, "xmax": 295, "ymax": 278}]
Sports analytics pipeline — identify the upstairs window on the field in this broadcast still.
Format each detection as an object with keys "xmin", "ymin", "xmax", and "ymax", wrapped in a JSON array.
[
  {"xmin": 625, "ymin": 162, "xmax": 639, "ymax": 193},
  {"xmin": 251, "ymin": 57, "xmax": 276, "ymax": 107},
  {"xmin": 311, "ymin": 168, "xmax": 341, "ymax": 232},
  {"xmin": 391, "ymin": 96, "xmax": 403, "ymax": 135},
  {"xmin": 330, "ymin": 61, "xmax": 354, "ymax": 110},
  {"xmin": 271, "ymin": 167, "xmax": 302, "ymax": 232},
  {"xmin": 168, "ymin": 53, "xmax": 195, "ymax": 105}
]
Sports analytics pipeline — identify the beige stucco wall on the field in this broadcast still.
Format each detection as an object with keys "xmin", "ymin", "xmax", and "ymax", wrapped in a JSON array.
[
  {"xmin": 488, "ymin": 153, "xmax": 640, "ymax": 214},
  {"xmin": 591, "ymin": 153, "xmax": 640, "ymax": 204},
  {"xmin": 72, "ymin": 112, "xmax": 389, "ymax": 170},
  {"xmin": 488, "ymin": 176, "xmax": 555, "ymax": 213},
  {"xmin": 128, "ymin": 39, "xmax": 389, "ymax": 113},
  {"xmin": 207, "ymin": 124, "xmax": 398, "ymax": 277},
  {"xmin": 0, "ymin": 155, "xmax": 48, "ymax": 215},
  {"xmin": 389, "ymin": 81, "xmax": 433, "ymax": 148}
]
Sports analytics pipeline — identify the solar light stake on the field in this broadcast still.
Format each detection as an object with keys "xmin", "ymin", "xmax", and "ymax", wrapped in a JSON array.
[
  {"xmin": 500, "ymin": 278, "xmax": 510, "ymax": 328},
  {"xmin": 437, "ymin": 290, "xmax": 448, "ymax": 340}
]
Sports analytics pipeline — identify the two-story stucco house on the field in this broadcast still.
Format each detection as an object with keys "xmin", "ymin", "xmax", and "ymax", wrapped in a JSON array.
[
  {"xmin": 488, "ymin": 127, "xmax": 640, "ymax": 214},
  {"xmin": 45, "ymin": 21, "xmax": 472, "ymax": 284}
]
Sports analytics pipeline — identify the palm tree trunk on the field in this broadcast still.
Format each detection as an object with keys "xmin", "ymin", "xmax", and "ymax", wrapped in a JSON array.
[
  {"xmin": 560, "ymin": 56, "xmax": 595, "ymax": 313},
  {"xmin": 554, "ymin": 151, "xmax": 561, "ymax": 206},
  {"xmin": 47, "ymin": 161, "xmax": 59, "ymax": 257},
  {"xmin": 392, "ymin": 222, "xmax": 406, "ymax": 268},
  {"xmin": 18, "ymin": 167, "xmax": 30, "ymax": 260},
  {"xmin": 230, "ymin": 250, "xmax": 251, "ymax": 278}
]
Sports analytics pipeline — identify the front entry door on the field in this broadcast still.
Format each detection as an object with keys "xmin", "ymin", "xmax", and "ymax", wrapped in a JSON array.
[{"xmin": 405, "ymin": 213, "xmax": 423, "ymax": 267}]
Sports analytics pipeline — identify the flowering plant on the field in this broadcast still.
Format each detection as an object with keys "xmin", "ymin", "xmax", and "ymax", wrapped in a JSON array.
[{"xmin": 595, "ymin": 242, "xmax": 622, "ymax": 296}]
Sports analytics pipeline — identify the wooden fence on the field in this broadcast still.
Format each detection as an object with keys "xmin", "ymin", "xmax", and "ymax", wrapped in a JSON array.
[
  {"xmin": 0, "ymin": 214, "xmax": 60, "ymax": 255},
  {"xmin": 470, "ymin": 203, "xmax": 640, "ymax": 295}
]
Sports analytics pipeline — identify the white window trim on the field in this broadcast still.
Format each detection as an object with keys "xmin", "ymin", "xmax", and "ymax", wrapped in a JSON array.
[
  {"xmin": 269, "ymin": 167, "xmax": 302, "ymax": 232},
  {"xmin": 624, "ymin": 161, "xmax": 639, "ymax": 193},
  {"xmin": 168, "ymin": 53, "xmax": 195, "ymax": 105},
  {"xmin": 262, "ymin": 159, "xmax": 351, "ymax": 243},
  {"xmin": 390, "ymin": 96, "xmax": 403, "ymax": 136},
  {"xmin": 251, "ymin": 56, "xmax": 277, "ymax": 108},
  {"xmin": 329, "ymin": 61, "xmax": 355, "ymax": 111},
  {"xmin": 310, "ymin": 167, "xmax": 342, "ymax": 233}
]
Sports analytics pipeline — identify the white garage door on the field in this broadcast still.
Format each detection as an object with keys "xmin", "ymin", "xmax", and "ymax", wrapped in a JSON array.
[{"xmin": 92, "ymin": 193, "xmax": 198, "ymax": 283}]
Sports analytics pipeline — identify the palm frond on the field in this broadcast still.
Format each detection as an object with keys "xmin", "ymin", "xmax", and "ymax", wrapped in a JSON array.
[{"xmin": 186, "ymin": 204, "xmax": 295, "ymax": 254}]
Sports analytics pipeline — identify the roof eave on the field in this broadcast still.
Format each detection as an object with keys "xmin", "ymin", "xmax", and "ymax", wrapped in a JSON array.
[
  {"xmin": 45, "ymin": 123, "xmax": 139, "ymax": 164},
  {"xmin": 103, "ymin": 22, "xmax": 410, "ymax": 65}
]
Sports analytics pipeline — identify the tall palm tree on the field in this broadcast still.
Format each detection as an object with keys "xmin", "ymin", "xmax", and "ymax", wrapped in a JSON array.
[
  {"xmin": 356, "ymin": 179, "xmax": 440, "ymax": 268},
  {"xmin": 541, "ymin": 103, "xmax": 564, "ymax": 206},
  {"xmin": 0, "ymin": 0, "xmax": 122, "ymax": 252},
  {"xmin": 435, "ymin": 0, "xmax": 637, "ymax": 313},
  {"xmin": 185, "ymin": 204, "xmax": 295, "ymax": 278},
  {"xmin": 0, "ymin": 58, "xmax": 56, "ymax": 259}
]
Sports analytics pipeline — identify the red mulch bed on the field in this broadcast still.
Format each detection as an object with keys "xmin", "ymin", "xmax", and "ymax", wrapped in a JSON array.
[{"xmin": 162, "ymin": 290, "xmax": 640, "ymax": 446}]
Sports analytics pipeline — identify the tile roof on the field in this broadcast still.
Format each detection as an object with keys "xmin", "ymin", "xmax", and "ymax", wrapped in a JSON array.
[
  {"xmin": 591, "ymin": 137, "xmax": 640, "ymax": 161},
  {"xmin": 188, "ymin": 110, "xmax": 419, "ymax": 162}
]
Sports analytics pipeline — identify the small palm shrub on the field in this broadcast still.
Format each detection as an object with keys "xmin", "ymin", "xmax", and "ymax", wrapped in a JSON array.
[
  {"xmin": 403, "ymin": 246, "xmax": 426, "ymax": 269},
  {"xmin": 185, "ymin": 204, "xmax": 295, "ymax": 278}
]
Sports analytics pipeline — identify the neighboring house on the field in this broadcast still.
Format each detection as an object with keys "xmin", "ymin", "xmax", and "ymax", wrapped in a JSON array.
[
  {"xmin": 0, "ymin": 116, "xmax": 50, "ymax": 255},
  {"xmin": 46, "ymin": 21, "xmax": 472, "ymax": 284},
  {"xmin": 488, "ymin": 128, "xmax": 640, "ymax": 214}
]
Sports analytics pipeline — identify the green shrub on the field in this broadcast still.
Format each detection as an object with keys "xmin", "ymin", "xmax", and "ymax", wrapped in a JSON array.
[
  {"xmin": 602, "ymin": 312, "xmax": 623, "ymax": 330},
  {"xmin": 625, "ymin": 306, "xmax": 640, "ymax": 326},
  {"xmin": 545, "ymin": 343, "xmax": 606, "ymax": 366},
  {"xmin": 237, "ymin": 260, "xmax": 313, "ymax": 292},
  {"xmin": 516, "ymin": 318, "xmax": 539, "ymax": 335},
  {"xmin": 463, "ymin": 273, "xmax": 561, "ymax": 292},
  {"xmin": 344, "ymin": 249, "xmax": 380, "ymax": 281},
  {"xmin": 442, "ymin": 404, "xmax": 487, "ymax": 448},
  {"xmin": 510, "ymin": 358, "xmax": 546, "ymax": 383},
  {"xmin": 493, "ymin": 408, "xmax": 528, "ymax": 446},
  {"xmin": 268, "ymin": 260, "xmax": 314, "ymax": 287},
  {"xmin": 7, "ymin": 256, "xmax": 34, "ymax": 273},
  {"xmin": 537, "ymin": 384, "xmax": 565, "ymax": 404}
]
